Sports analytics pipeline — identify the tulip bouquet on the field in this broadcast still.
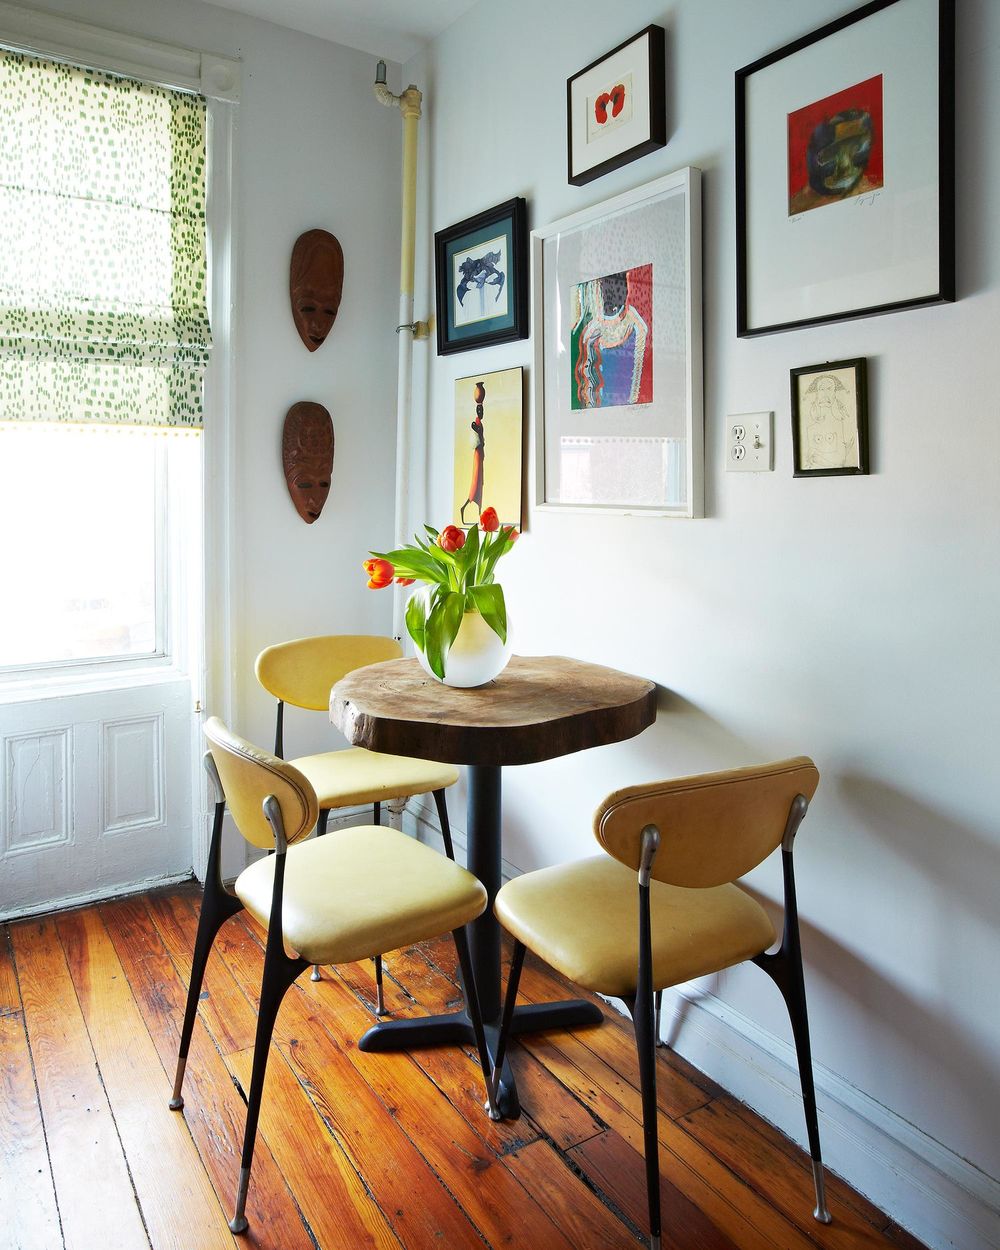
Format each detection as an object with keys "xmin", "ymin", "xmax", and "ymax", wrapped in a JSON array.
[{"xmin": 363, "ymin": 506, "xmax": 518, "ymax": 680}]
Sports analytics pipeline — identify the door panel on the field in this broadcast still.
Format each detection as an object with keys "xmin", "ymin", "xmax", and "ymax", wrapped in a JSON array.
[{"xmin": 1, "ymin": 679, "xmax": 192, "ymax": 918}]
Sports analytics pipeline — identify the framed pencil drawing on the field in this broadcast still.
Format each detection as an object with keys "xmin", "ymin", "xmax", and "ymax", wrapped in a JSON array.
[
  {"xmin": 532, "ymin": 168, "xmax": 703, "ymax": 517},
  {"xmin": 567, "ymin": 25, "xmax": 666, "ymax": 187},
  {"xmin": 790, "ymin": 358, "xmax": 869, "ymax": 477},
  {"xmin": 736, "ymin": 0, "xmax": 955, "ymax": 336},
  {"xmin": 434, "ymin": 198, "xmax": 528, "ymax": 355}
]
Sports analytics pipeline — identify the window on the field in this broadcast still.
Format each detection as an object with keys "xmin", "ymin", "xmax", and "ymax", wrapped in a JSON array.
[{"xmin": 0, "ymin": 48, "xmax": 211, "ymax": 673}]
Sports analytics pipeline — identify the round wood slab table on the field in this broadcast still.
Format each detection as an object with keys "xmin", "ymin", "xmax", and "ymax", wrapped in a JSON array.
[{"xmin": 330, "ymin": 654, "xmax": 657, "ymax": 1117}]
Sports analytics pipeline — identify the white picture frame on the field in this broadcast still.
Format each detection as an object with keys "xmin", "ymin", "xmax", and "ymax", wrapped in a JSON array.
[{"xmin": 532, "ymin": 167, "xmax": 703, "ymax": 517}]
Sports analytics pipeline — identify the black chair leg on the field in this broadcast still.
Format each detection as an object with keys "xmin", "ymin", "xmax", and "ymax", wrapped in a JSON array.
[
  {"xmin": 432, "ymin": 788, "xmax": 455, "ymax": 860},
  {"xmin": 230, "ymin": 928, "xmax": 308, "ymax": 1234},
  {"xmin": 310, "ymin": 808, "xmax": 332, "ymax": 982},
  {"xmin": 654, "ymin": 989, "xmax": 663, "ymax": 1047},
  {"xmin": 490, "ymin": 938, "xmax": 525, "ymax": 1113},
  {"xmin": 170, "ymin": 800, "xmax": 242, "ymax": 1111},
  {"xmin": 452, "ymin": 924, "xmax": 498, "ymax": 1120},
  {"xmin": 754, "ymin": 845, "xmax": 831, "ymax": 1224},
  {"xmin": 630, "ymin": 993, "xmax": 661, "ymax": 1250},
  {"xmin": 371, "ymin": 802, "xmax": 385, "ymax": 1015},
  {"xmin": 629, "ymin": 856, "xmax": 662, "ymax": 1250}
]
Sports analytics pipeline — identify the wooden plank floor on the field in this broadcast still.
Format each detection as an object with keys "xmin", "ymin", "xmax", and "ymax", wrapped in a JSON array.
[{"xmin": 1, "ymin": 882, "xmax": 927, "ymax": 1250}]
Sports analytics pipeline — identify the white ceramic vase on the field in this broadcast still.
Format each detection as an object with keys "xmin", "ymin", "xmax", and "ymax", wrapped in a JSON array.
[{"xmin": 417, "ymin": 608, "xmax": 512, "ymax": 688}]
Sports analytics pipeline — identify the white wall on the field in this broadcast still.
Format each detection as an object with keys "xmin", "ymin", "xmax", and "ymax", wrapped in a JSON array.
[
  {"xmin": 41, "ymin": 0, "xmax": 402, "ymax": 760},
  {"xmin": 407, "ymin": 1, "xmax": 1000, "ymax": 1243}
]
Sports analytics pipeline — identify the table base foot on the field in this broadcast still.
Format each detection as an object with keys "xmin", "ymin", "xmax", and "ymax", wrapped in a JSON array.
[{"xmin": 357, "ymin": 998, "xmax": 604, "ymax": 1119}]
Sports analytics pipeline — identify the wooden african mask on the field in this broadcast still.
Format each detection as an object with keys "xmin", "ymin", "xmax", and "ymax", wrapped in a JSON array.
[
  {"xmin": 283, "ymin": 402, "xmax": 334, "ymax": 523},
  {"xmin": 290, "ymin": 229, "xmax": 344, "ymax": 351}
]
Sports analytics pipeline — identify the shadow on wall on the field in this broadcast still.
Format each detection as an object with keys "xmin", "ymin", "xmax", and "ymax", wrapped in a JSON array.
[
  {"xmin": 733, "ymin": 770, "xmax": 1000, "ymax": 1165},
  {"xmin": 838, "ymin": 770, "xmax": 1000, "ymax": 930},
  {"xmin": 496, "ymin": 686, "xmax": 764, "ymax": 867}
]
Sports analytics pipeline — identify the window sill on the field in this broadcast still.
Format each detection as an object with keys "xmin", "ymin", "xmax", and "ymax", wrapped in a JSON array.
[{"xmin": 0, "ymin": 660, "xmax": 188, "ymax": 705}]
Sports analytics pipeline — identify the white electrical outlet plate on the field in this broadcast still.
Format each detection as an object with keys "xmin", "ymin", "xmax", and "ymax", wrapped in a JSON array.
[{"xmin": 726, "ymin": 411, "xmax": 773, "ymax": 472}]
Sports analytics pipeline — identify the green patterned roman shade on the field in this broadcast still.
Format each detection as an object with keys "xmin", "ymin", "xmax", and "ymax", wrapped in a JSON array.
[{"xmin": 0, "ymin": 49, "xmax": 211, "ymax": 428}]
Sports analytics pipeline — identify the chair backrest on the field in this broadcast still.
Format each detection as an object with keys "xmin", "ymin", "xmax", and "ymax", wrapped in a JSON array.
[
  {"xmin": 255, "ymin": 635, "xmax": 403, "ymax": 711},
  {"xmin": 204, "ymin": 717, "xmax": 318, "ymax": 849},
  {"xmin": 594, "ymin": 757, "xmax": 820, "ymax": 888}
]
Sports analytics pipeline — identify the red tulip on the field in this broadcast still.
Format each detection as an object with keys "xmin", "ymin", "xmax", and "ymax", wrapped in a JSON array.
[
  {"xmin": 363, "ymin": 557, "xmax": 394, "ymax": 589},
  {"xmin": 396, "ymin": 576, "xmax": 415, "ymax": 586},
  {"xmin": 479, "ymin": 506, "xmax": 500, "ymax": 532},
  {"xmin": 438, "ymin": 524, "xmax": 466, "ymax": 552}
]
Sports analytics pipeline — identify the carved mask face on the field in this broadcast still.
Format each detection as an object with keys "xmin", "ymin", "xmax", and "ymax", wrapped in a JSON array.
[
  {"xmin": 282, "ymin": 402, "xmax": 334, "ymax": 523},
  {"xmin": 290, "ymin": 229, "xmax": 344, "ymax": 351}
]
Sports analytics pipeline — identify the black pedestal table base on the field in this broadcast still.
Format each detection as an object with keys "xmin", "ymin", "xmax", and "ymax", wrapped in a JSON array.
[{"xmin": 357, "ymin": 998, "xmax": 604, "ymax": 1118}]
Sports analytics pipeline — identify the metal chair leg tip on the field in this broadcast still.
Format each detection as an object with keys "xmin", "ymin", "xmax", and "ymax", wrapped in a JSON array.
[
  {"xmin": 310, "ymin": 966, "xmax": 322, "ymax": 982},
  {"xmin": 228, "ymin": 1215, "xmax": 249, "ymax": 1234},
  {"xmin": 813, "ymin": 1206, "xmax": 832, "ymax": 1225},
  {"xmin": 168, "ymin": 1095, "xmax": 184, "ymax": 1111},
  {"xmin": 484, "ymin": 1097, "xmax": 502, "ymax": 1121}
]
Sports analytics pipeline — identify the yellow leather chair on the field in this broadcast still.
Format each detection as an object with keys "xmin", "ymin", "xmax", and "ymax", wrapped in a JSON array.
[
  {"xmin": 490, "ymin": 758, "xmax": 831, "ymax": 1250},
  {"xmin": 256, "ymin": 634, "xmax": 460, "ymax": 1000},
  {"xmin": 169, "ymin": 717, "xmax": 495, "ymax": 1235}
]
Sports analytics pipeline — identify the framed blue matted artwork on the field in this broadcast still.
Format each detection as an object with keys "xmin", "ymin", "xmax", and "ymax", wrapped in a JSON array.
[{"xmin": 434, "ymin": 197, "xmax": 528, "ymax": 355}]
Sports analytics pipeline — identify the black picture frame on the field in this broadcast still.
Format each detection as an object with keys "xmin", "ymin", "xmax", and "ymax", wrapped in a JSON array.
[
  {"xmin": 567, "ymin": 25, "xmax": 666, "ymax": 187},
  {"xmin": 434, "ymin": 197, "xmax": 528, "ymax": 356},
  {"xmin": 790, "ymin": 357, "xmax": 869, "ymax": 477},
  {"xmin": 736, "ymin": 0, "xmax": 955, "ymax": 337}
]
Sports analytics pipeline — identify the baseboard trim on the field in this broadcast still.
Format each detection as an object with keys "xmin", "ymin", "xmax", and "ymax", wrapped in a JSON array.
[
  {"xmin": 652, "ymin": 986, "xmax": 1000, "ymax": 1250},
  {"xmin": 1, "ymin": 869, "xmax": 194, "ymax": 923}
]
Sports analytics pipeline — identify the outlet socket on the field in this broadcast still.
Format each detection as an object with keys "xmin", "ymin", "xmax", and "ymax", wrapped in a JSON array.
[{"xmin": 726, "ymin": 411, "xmax": 773, "ymax": 472}]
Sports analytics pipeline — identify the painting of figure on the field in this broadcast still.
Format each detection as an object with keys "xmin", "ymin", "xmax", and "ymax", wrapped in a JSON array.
[
  {"xmin": 787, "ymin": 74, "xmax": 884, "ymax": 216},
  {"xmin": 798, "ymin": 371, "xmax": 859, "ymax": 469},
  {"xmin": 452, "ymin": 366, "xmax": 524, "ymax": 527},
  {"xmin": 570, "ymin": 263, "xmax": 653, "ymax": 410},
  {"xmin": 452, "ymin": 233, "xmax": 509, "ymax": 328}
]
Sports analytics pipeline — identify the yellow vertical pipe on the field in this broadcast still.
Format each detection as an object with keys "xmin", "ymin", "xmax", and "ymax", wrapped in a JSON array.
[{"xmin": 399, "ymin": 86, "xmax": 422, "ymax": 298}]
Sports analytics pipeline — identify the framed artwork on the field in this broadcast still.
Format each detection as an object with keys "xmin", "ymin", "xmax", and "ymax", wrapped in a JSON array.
[
  {"xmin": 434, "ymin": 198, "xmax": 528, "ymax": 355},
  {"xmin": 453, "ymin": 366, "xmax": 524, "ymax": 528},
  {"xmin": 736, "ymin": 0, "xmax": 954, "ymax": 336},
  {"xmin": 532, "ymin": 168, "xmax": 702, "ymax": 517},
  {"xmin": 790, "ymin": 358, "xmax": 869, "ymax": 477},
  {"xmin": 567, "ymin": 25, "xmax": 666, "ymax": 187}
]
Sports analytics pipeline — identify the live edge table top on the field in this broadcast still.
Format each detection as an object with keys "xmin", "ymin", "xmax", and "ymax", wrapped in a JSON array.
[{"xmin": 329, "ymin": 654, "xmax": 657, "ymax": 768}]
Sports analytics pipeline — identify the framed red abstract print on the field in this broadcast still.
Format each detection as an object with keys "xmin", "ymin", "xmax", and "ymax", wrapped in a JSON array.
[{"xmin": 736, "ymin": 0, "xmax": 954, "ymax": 336}]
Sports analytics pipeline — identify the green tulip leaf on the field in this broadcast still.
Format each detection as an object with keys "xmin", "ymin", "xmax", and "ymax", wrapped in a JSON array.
[
  {"xmin": 424, "ymin": 590, "xmax": 466, "ymax": 680},
  {"xmin": 469, "ymin": 583, "xmax": 507, "ymax": 644},
  {"xmin": 404, "ymin": 587, "xmax": 429, "ymax": 653}
]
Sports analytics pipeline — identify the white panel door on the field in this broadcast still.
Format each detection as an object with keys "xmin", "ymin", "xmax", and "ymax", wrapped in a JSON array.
[{"xmin": 0, "ymin": 679, "xmax": 193, "ymax": 917}]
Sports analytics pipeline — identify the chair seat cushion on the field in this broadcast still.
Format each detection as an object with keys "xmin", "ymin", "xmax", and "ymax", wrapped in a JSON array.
[
  {"xmin": 290, "ymin": 747, "xmax": 459, "ymax": 809},
  {"xmin": 494, "ymin": 856, "xmax": 776, "ymax": 998},
  {"xmin": 235, "ymin": 825, "xmax": 487, "ymax": 966}
]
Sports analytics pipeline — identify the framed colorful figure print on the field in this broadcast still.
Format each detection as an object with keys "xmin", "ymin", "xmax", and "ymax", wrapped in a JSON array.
[
  {"xmin": 434, "ymin": 198, "xmax": 528, "ymax": 355},
  {"xmin": 452, "ymin": 366, "xmax": 524, "ymax": 529},
  {"xmin": 790, "ymin": 358, "xmax": 869, "ymax": 477},
  {"xmin": 567, "ymin": 25, "xmax": 666, "ymax": 186},
  {"xmin": 532, "ymin": 168, "xmax": 703, "ymax": 517},
  {"xmin": 736, "ymin": 0, "xmax": 955, "ymax": 336}
]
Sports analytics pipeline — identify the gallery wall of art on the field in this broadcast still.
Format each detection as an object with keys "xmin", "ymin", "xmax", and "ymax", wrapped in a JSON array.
[{"xmin": 405, "ymin": 1, "xmax": 1000, "ymax": 1244}]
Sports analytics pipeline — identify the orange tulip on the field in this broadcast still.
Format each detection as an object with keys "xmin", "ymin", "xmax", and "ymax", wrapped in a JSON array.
[
  {"xmin": 438, "ymin": 524, "xmax": 466, "ymax": 552},
  {"xmin": 396, "ymin": 576, "xmax": 415, "ymax": 586},
  {"xmin": 363, "ymin": 557, "xmax": 394, "ymax": 589},
  {"xmin": 479, "ymin": 506, "xmax": 500, "ymax": 532}
]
